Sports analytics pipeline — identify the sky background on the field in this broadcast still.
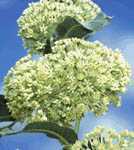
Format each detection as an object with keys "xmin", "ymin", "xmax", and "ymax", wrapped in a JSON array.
[{"xmin": 0, "ymin": 0, "xmax": 134, "ymax": 149}]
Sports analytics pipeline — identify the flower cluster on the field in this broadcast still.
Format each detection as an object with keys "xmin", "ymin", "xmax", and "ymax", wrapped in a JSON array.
[
  {"xmin": 4, "ymin": 38, "xmax": 131, "ymax": 125},
  {"xmin": 71, "ymin": 126, "xmax": 134, "ymax": 150},
  {"xmin": 18, "ymin": 0, "xmax": 101, "ymax": 54}
]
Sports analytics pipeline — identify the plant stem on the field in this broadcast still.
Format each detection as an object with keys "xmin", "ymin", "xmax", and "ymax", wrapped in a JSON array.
[{"xmin": 74, "ymin": 119, "xmax": 80, "ymax": 134}]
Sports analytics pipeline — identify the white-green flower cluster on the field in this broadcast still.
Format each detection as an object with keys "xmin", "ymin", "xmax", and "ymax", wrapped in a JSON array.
[
  {"xmin": 4, "ymin": 38, "xmax": 131, "ymax": 125},
  {"xmin": 71, "ymin": 126, "xmax": 134, "ymax": 150},
  {"xmin": 18, "ymin": 0, "xmax": 101, "ymax": 54}
]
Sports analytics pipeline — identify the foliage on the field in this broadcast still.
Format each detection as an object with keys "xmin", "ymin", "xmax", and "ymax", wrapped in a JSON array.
[
  {"xmin": 71, "ymin": 126, "xmax": 134, "ymax": 150},
  {"xmin": 24, "ymin": 121, "xmax": 78, "ymax": 145},
  {"xmin": 0, "ymin": 121, "xmax": 78, "ymax": 146}
]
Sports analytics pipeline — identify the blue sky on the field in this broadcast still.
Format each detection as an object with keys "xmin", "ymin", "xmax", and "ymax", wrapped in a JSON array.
[{"xmin": 0, "ymin": 0, "xmax": 134, "ymax": 149}]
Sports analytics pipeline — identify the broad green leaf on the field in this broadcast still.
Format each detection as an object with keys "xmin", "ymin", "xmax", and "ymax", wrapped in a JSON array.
[
  {"xmin": 82, "ymin": 12, "xmax": 112, "ymax": 33},
  {"xmin": 24, "ymin": 122, "xmax": 78, "ymax": 145},
  {"xmin": 55, "ymin": 17, "xmax": 91, "ymax": 39},
  {"xmin": 41, "ymin": 12, "xmax": 111, "ymax": 54},
  {"xmin": 0, "ymin": 95, "xmax": 14, "ymax": 121},
  {"xmin": 40, "ymin": 17, "xmax": 90, "ymax": 54},
  {"xmin": 55, "ymin": 12, "xmax": 111, "ymax": 41},
  {"xmin": 0, "ymin": 121, "xmax": 78, "ymax": 147}
]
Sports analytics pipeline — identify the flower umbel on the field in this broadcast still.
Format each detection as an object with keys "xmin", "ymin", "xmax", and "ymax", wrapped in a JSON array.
[
  {"xmin": 4, "ymin": 38, "xmax": 131, "ymax": 125},
  {"xmin": 18, "ymin": 0, "xmax": 101, "ymax": 54},
  {"xmin": 71, "ymin": 126, "xmax": 134, "ymax": 150}
]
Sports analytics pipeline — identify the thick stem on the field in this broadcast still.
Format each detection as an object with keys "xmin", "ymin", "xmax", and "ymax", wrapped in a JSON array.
[{"xmin": 74, "ymin": 119, "xmax": 81, "ymax": 134}]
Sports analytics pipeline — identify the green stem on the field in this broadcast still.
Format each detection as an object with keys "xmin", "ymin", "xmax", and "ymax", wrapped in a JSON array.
[{"xmin": 74, "ymin": 119, "xmax": 81, "ymax": 134}]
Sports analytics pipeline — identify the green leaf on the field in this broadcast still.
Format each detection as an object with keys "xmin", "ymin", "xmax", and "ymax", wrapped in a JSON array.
[
  {"xmin": 41, "ymin": 12, "xmax": 111, "ymax": 54},
  {"xmin": 55, "ymin": 12, "xmax": 111, "ymax": 41},
  {"xmin": 0, "ymin": 95, "xmax": 14, "ymax": 121},
  {"xmin": 55, "ymin": 17, "xmax": 91, "ymax": 39},
  {"xmin": 0, "ymin": 122, "xmax": 78, "ymax": 146},
  {"xmin": 24, "ymin": 122, "xmax": 78, "ymax": 145},
  {"xmin": 82, "ymin": 12, "xmax": 112, "ymax": 33}
]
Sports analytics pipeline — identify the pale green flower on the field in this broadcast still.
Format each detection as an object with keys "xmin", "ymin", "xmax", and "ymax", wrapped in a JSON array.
[
  {"xmin": 4, "ymin": 38, "xmax": 131, "ymax": 125},
  {"xmin": 71, "ymin": 126, "xmax": 134, "ymax": 150},
  {"xmin": 18, "ymin": 0, "xmax": 101, "ymax": 54}
]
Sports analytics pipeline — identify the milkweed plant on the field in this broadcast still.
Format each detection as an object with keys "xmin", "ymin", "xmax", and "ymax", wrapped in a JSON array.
[{"xmin": 0, "ymin": 0, "xmax": 134, "ymax": 149}]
